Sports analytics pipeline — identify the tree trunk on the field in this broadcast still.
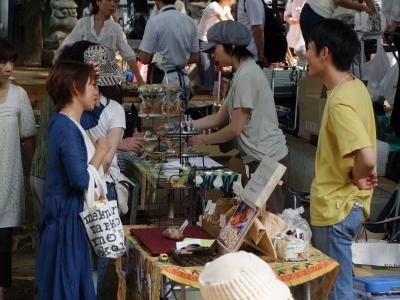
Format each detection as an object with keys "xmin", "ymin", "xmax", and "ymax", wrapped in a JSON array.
[{"xmin": 23, "ymin": 0, "xmax": 43, "ymax": 66}]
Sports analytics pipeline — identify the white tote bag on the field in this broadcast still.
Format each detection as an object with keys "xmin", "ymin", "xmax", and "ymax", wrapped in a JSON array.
[{"xmin": 80, "ymin": 164, "xmax": 126, "ymax": 259}]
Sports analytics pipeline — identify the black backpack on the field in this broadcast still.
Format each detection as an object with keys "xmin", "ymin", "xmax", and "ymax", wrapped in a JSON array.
[{"xmin": 243, "ymin": 0, "xmax": 288, "ymax": 63}]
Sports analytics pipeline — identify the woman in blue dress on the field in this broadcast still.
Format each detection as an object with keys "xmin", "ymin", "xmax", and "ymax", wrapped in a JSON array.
[{"xmin": 36, "ymin": 61, "xmax": 110, "ymax": 300}]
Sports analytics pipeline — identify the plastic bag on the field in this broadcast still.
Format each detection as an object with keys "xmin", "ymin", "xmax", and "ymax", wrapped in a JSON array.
[
  {"xmin": 380, "ymin": 64, "xmax": 398, "ymax": 106},
  {"xmin": 279, "ymin": 206, "xmax": 312, "ymax": 243},
  {"xmin": 361, "ymin": 40, "xmax": 390, "ymax": 84}
]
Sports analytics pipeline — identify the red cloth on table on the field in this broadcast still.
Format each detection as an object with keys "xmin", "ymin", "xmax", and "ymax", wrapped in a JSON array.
[{"xmin": 130, "ymin": 226, "xmax": 212, "ymax": 256}]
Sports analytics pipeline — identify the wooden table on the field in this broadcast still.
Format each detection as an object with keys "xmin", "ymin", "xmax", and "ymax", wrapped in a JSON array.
[{"xmin": 116, "ymin": 225, "xmax": 339, "ymax": 300}]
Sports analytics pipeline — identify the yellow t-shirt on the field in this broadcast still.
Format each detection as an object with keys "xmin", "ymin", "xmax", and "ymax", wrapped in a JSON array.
[{"xmin": 310, "ymin": 78, "xmax": 376, "ymax": 226}]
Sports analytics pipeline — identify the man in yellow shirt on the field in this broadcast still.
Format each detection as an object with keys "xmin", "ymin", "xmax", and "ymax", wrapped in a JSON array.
[{"xmin": 306, "ymin": 19, "xmax": 377, "ymax": 300}]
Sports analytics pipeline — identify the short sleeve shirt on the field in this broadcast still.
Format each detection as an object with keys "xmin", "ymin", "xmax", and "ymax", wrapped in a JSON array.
[
  {"xmin": 139, "ymin": 5, "xmax": 199, "ymax": 70},
  {"xmin": 197, "ymin": 2, "xmax": 232, "ymax": 41},
  {"xmin": 88, "ymin": 95, "xmax": 126, "ymax": 182},
  {"xmin": 310, "ymin": 78, "xmax": 376, "ymax": 226},
  {"xmin": 60, "ymin": 16, "xmax": 136, "ymax": 61},
  {"xmin": 225, "ymin": 59, "xmax": 288, "ymax": 163},
  {"xmin": 237, "ymin": 0, "xmax": 265, "ymax": 59}
]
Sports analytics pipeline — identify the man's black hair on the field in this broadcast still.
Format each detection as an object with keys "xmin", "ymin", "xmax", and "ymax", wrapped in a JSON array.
[
  {"xmin": 308, "ymin": 19, "xmax": 360, "ymax": 71},
  {"xmin": 0, "ymin": 38, "xmax": 17, "ymax": 63},
  {"xmin": 57, "ymin": 40, "xmax": 97, "ymax": 63},
  {"xmin": 222, "ymin": 44, "xmax": 253, "ymax": 61}
]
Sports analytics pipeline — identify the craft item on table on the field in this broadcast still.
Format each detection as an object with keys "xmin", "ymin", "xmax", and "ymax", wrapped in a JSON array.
[
  {"xmin": 176, "ymin": 239, "xmax": 201, "ymax": 250},
  {"xmin": 184, "ymin": 238, "xmax": 215, "ymax": 248},
  {"xmin": 188, "ymin": 156, "xmax": 222, "ymax": 169},
  {"xmin": 279, "ymin": 206, "xmax": 312, "ymax": 243},
  {"xmin": 192, "ymin": 170, "xmax": 239, "ymax": 194},
  {"xmin": 232, "ymin": 177, "xmax": 244, "ymax": 197},
  {"xmin": 200, "ymin": 198, "xmax": 238, "ymax": 238},
  {"xmin": 159, "ymin": 253, "xmax": 169, "ymax": 263},
  {"xmin": 170, "ymin": 246, "xmax": 218, "ymax": 267},
  {"xmin": 162, "ymin": 219, "xmax": 189, "ymax": 240},
  {"xmin": 130, "ymin": 225, "xmax": 212, "ymax": 256},
  {"xmin": 274, "ymin": 231, "xmax": 309, "ymax": 262},
  {"xmin": 260, "ymin": 211, "xmax": 288, "ymax": 240},
  {"xmin": 217, "ymin": 200, "xmax": 257, "ymax": 252},
  {"xmin": 246, "ymin": 217, "xmax": 277, "ymax": 259},
  {"xmin": 195, "ymin": 173, "xmax": 203, "ymax": 185},
  {"xmin": 243, "ymin": 156, "xmax": 286, "ymax": 208},
  {"xmin": 213, "ymin": 172, "xmax": 223, "ymax": 189}
]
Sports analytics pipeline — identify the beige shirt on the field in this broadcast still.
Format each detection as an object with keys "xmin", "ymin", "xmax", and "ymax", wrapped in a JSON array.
[{"xmin": 225, "ymin": 59, "xmax": 288, "ymax": 163}]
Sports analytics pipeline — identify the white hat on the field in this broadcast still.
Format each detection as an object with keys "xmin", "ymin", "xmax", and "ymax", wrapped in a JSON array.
[{"xmin": 199, "ymin": 251, "xmax": 292, "ymax": 300}]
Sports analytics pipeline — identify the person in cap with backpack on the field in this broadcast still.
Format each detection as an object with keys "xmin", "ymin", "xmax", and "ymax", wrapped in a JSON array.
[{"xmin": 190, "ymin": 21, "xmax": 289, "ymax": 214}]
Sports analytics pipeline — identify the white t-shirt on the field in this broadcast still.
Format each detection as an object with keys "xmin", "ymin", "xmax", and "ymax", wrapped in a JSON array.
[
  {"xmin": 225, "ymin": 59, "xmax": 288, "ymax": 163},
  {"xmin": 197, "ymin": 2, "xmax": 233, "ymax": 41},
  {"xmin": 306, "ymin": 0, "xmax": 338, "ymax": 18},
  {"xmin": 88, "ymin": 95, "xmax": 126, "ymax": 183},
  {"xmin": 237, "ymin": 0, "xmax": 265, "ymax": 59}
]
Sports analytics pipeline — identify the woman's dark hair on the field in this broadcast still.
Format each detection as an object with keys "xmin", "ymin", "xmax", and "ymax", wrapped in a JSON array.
[
  {"xmin": 0, "ymin": 38, "xmax": 17, "ymax": 63},
  {"xmin": 46, "ymin": 61, "xmax": 95, "ymax": 111},
  {"xmin": 222, "ymin": 44, "xmax": 253, "ymax": 60},
  {"xmin": 90, "ymin": 0, "xmax": 100, "ymax": 15},
  {"xmin": 162, "ymin": 0, "xmax": 176, "ymax": 5},
  {"xmin": 308, "ymin": 19, "xmax": 360, "ymax": 71},
  {"xmin": 57, "ymin": 40, "xmax": 96, "ymax": 63},
  {"xmin": 99, "ymin": 85, "xmax": 122, "ymax": 104}
]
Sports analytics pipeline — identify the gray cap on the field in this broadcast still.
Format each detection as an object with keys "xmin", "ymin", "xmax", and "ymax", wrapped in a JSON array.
[{"xmin": 203, "ymin": 20, "xmax": 251, "ymax": 53}]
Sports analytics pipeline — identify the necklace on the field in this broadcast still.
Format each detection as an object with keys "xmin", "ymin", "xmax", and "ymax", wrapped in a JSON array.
[{"xmin": 329, "ymin": 74, "xmax": 351, "ymax": 99}]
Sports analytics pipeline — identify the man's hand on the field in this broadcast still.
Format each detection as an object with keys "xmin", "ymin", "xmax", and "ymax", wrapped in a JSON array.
[
  {"xmin": 120, "ymin": 129, "xmax": 145, "ymax": 153},
  {"xmin": 189, "ymin": 134, "xmax": 207, "ymax": 146},
  {"xmin": 352, "ymin": 168, "xmax": 378, "ymax": 190},
  {"xmin": 88, "ymin": 61, "xmax": 100, "ymax": 83}
]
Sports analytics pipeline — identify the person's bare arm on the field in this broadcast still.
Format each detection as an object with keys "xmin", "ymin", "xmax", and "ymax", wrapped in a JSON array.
[
  {"xmin": 188, "ymin": 52, "xmax": 199, "ymax": 64},
  {"xmin": 127, "ymin": 59, "xmax": 145, "ymax": 85},
  {"xmin": 252, "ymin": 25, "xmax": 266, "ymax": 65},
  {"xmin": 190, "ymin": 108, "xmax": 250, "ymax": 145},
  {"xmin": 364, "ymin": 0, "xmax": 377, "ymax": 14},
  {"xmin": 193, "ymin": 102, "xmax": 230, "ymax": 130},
  {"xmin": 351, "ymin": 146, "xmax": 378, "ymax": 189},
  {"xmin": 101, "ymin": 127, "xmax": 124, "ymax": 173},
  {"xmin": 23, "ymin": 136, "xmax": 36, "ymax": 169},
  {"xmin": 118, "ymin": 129, "xmax": 145, "ymax": 153},
  {"xmin": 138, "ymin": 51, "xmax": 152, "ymax": 65},
  {"xmin": 337, "ymin": 0, "xmax": 374, "ymax": 14},
  {"xmin": 90, "ymin": 138, "xmax": 110, "ymax": 170}
]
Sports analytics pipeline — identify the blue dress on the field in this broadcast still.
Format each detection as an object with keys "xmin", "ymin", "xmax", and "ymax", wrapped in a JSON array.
[{"xmin": 36, "ymin": 113, "xmax": 96, "ymax": 300}]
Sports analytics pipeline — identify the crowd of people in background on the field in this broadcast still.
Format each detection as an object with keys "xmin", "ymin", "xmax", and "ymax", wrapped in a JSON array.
[{"xmin": 0, "ymin": 0, "xmax": 399, "ymax": 299}]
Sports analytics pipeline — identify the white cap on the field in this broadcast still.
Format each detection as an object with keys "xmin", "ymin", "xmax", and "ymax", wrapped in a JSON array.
[{"xmin": 199, "ymin": 251, "xmax": 292, "ymax": 300}]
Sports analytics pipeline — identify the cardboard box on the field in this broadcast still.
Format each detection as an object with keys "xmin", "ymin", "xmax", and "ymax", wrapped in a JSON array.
[{"xmin": 297, "ymin": 75, "xmax": 327, "ymax": 142}]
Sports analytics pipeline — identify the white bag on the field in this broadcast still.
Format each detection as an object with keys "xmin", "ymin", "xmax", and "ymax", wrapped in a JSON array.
[
  {"xmin": 113, "ymin": 174, "xmax": 134, "ymax": 215},
  {"xmin": 381, "ymin": 64, "xmax": 399, "ymax": 106},
  {"xmin": 80, "ymin": 165, "xmax": 126, "ymax": 259},
  {"xmin": 361, "ymin": 40, "xmax": 390, "ymax": 84}
]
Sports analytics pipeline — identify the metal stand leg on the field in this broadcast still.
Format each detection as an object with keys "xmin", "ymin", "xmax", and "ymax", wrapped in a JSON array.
[{"xmin": 304, "ymin": 282, "xmax": 311, "ymax": 300}]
